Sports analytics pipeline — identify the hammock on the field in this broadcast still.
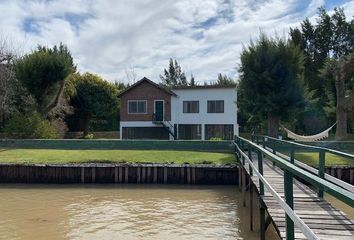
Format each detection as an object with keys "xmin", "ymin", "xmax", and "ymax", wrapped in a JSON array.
[{"xmin": 282, "ymin": 123, "xmax": 337, "ymax": 142}]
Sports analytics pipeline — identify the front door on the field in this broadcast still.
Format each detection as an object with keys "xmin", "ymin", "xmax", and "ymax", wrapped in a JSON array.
[{"xmin": 155, "ymin": 100, "xmax": 164, "ymax": 121}]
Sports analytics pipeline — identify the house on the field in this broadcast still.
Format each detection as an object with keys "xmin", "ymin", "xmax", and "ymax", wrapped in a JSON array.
[{"xmin": 118, "ymin": 77, "xmax": 239, "ymax": 140}]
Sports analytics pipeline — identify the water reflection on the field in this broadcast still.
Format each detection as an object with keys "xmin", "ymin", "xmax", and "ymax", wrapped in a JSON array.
[{"xmin": 0, "ymin": 185, "xmax": 264, "ymax": 240}]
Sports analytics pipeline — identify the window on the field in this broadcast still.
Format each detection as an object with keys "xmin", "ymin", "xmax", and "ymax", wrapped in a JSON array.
[
  {"xmin": 128, "ymin": 100, "xmax": 147, "ymax": 114},
  {"xmin": 205, "ymin": 124, "xmax": 234, "ymax": 140},
  {"xmin": 207, "ymin": 100, "xmax": 224, "ymax": 113},
  {"xmin": 183, "ymin": 101, "xmax": 199, "ymax": 113},
  {"xmin": 178, "ymin": 124, "xmax": 201, "ymax": 140}
]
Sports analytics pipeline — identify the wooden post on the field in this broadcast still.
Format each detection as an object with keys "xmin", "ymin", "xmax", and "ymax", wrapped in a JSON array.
[
  {"xmin": 147, "ymin": 167, "xmax": 151, "ymax": 183},
  {"xmin": 181, "ymin": 167, "xmax": 185, "ymax": 184},
  {"xmin": 153, "ymin": 167, "xmax": 157, "ymax": 183},
  {"xmin": 92, "ymin": 167, "xmax": 96, "ymax": 183},
  {"xmin": 242, "ymin": 166, "xmax": 246, "ymax": 207},
  {"xmin": 250, "ymin": 183, "xmax": 253, "ymax": 231},
  {"xmin": 260, "ymin": 199, "xmax": 266, "ymax": 240},
  {"xmin": 238, "ymin": 161, "xmax": 242, "ymax": 192},
  {"xmin": 81, "ymin": 167, "xmax": 85, "ymax": 183},
  {"xmin": 114, "ymin": 166, "xmax": 118, "ymax": 183},
  {"xmin": 337, "ymin": 168, "xmax": 342, "ymax": 181},
  {"xmin": 119, "ymin": 167, "xmax": 123, "ymax": 183},
  {"xmin": 192, "ymin": 167, "xmax": 196, "ymax": 184},
  {"xmin": 318, "ymin": 149, "xmax": 325, "ymax": 198},
  {"xmin": 142, "ymin": 166, "xmax": 146, "ymax": 183},
  {"xmin": 137, "ymin": 166, "xmax": 141, "ymax": 183},
  {"xmin": 187, "ymin": 167, "xmax": 191, "ymax": 184},
  {"xmin": 163, "ymin": 167, "xmax": 168, "ymax": 183},
  {"xmin": 125, "ymin": 166, "xmax": 129, "ymax": 183}
]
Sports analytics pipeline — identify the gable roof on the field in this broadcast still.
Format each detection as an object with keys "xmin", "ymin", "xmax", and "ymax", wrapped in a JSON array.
[{"xmin": 117, "ymin": 77, "xmax": 177, "ymax": 97}]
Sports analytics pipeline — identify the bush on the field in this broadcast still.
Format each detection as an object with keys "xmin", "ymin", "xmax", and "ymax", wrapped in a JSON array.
[
  {"xmin": 209, "ymin": 137, "xmax": 223, "ymax": 141},
  {"xmin": 4, "ymin": 112, "xmax": 59, "ymax": 139},
  {"xmin": 83, "ymin": 133, "xmax": 94, "ymax": 139}
]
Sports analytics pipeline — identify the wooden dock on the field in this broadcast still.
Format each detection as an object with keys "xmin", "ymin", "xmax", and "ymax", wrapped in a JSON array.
[{"xmin": 243, "ymin": 154, "xmax": 354, "ymax": 240}]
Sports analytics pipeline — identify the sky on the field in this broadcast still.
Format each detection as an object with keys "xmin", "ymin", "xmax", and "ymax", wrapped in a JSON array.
[{"xmin": 1, "ymin": 0, "xmax": 354, "ymax": 84}]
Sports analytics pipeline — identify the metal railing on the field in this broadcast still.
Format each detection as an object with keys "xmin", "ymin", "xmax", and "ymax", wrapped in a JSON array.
[
  {"xmin": 252, "ymin": 135, "xmax": 354, "ymax": 194},
  {"xmin": 234, "ymin": 135, "xmax": 354, "ymax": 240}
]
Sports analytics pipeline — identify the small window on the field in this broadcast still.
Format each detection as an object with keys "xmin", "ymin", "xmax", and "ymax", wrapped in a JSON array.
[
  {"xmin": 207, "ymin": 100, "xmax": 224, "ymax": 113},
  {"xmin": 128, "ymin": 100, "xmax": 147, "ymax": 114},
  {"xmin": 183, "ymin": 101, "xmax": 199, "ymax": 113}
]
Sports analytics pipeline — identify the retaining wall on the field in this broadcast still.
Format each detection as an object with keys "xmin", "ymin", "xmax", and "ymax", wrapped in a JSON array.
[
  {"xmin": 0, "ymin": 139, "xmax": 234, "ymax": 151},
  {"xmin": 0, "ymin": 164, "xmax": 238, "ymax": 185}
]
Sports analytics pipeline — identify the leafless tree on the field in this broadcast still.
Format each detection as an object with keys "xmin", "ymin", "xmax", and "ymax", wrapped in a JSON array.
[{"xmin": 124, "ymin": 66, "xmax": 137, "ymax": 84}]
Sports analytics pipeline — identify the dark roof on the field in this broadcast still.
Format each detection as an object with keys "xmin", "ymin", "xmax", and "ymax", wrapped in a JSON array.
[
  {"xmin": 172, "ymin": 84, "xmax": 236, "ymax": 90},
  {"xmin": 117, "ymin": 77, "xmax": 177, "ymax": 97}
]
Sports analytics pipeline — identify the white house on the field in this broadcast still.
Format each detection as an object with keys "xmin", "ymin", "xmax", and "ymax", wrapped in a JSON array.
[{"xmin": 118, "ymin": 77, "xmax": 238, "ymax": 140}]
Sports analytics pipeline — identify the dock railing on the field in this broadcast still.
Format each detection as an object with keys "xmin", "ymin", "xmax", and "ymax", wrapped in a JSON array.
[
  {"xmin": 234, "ymin": 135, "xmax": 354, "ymax": 240},
  {"xmin": 252, "ymin": 134, "xmax": 354, "ymax": 194}
]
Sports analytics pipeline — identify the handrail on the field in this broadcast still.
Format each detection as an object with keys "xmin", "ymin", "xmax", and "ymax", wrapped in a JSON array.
[
  {"xmin": 253, "ymin": 134, "xmax": 354, "ymax": 160},
  {"xmin": 264, "ymin": 146, "xmax": 354, "ymax": 193},
  {"xmin": 237, "ymin": 136, "xmax": 354, "ymax": 207},
  {"xmin": 234, "ymin": 142, "xmax": 319, "ymax": 240}
]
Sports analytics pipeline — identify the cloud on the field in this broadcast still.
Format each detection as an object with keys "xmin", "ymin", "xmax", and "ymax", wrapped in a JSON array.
[{"xmin": 0, "ymin": 0, "xmax": 353, "ymax": 84}]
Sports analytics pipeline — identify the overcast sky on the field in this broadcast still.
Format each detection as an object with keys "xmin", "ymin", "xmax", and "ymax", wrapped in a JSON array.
[{"xmin": 1, "ymin": 0, "xmax": 354, "ymax": 84}]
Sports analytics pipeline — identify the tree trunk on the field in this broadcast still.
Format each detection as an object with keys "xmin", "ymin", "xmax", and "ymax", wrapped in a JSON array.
[
  {"xmin": 335, "ymin": 72, "xmax": 348, "ymax": 140},
  {"xmin": 268, "ymin": 112, "xmax": 280, "ymax": 138},
  {"xmin": 83, "ymin": 117, "xmax": 90, "ymax": 137},
  {"xmin": 335, "ymin": 106, "xmax": 347, "ymax": 140}
]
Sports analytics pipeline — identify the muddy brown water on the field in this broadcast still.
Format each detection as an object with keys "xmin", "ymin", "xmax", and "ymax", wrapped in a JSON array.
[{"xmin": 0, "ymin": 184, "xmax": 279, "ymax": 240}]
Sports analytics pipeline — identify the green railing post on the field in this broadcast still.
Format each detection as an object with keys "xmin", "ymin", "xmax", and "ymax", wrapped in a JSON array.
[
  {"xmin": 256, "ymin": 136, "xmax": 259, "ymax": 145},
  {"xmin": 284, "ymin": 168, "xmax": 294, "ymax": 240},
  {"xmin": 262, "ymin": 136, "xmax": 266, "ymax": 148},
  {"xmin": 257, "ymin": 149, "xmax": 265, "ymax": 240},
  {"xmin": 248, "ymin": 143, "xmax": 253, "ymax": 176},
  {"xmin": 318, "ymin": 149, "xmax": 326, "ymax": 198},
  {"xmin": 257, "ymin": 150, "xmax": 264, "ymax": 196},
  {"xmin": 290, "ymin": 144, "xmax": 295, "ymax": 164}
]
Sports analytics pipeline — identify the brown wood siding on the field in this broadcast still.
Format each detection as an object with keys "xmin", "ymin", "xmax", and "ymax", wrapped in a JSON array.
[{"xmin": 120, "ymin": 81, "xmax": 172, "ymax": 121}]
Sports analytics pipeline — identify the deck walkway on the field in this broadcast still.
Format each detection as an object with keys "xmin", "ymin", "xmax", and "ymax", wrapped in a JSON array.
[{"xmin": 243, "ymin": 152, "xmax": 354, "ymax": 240}]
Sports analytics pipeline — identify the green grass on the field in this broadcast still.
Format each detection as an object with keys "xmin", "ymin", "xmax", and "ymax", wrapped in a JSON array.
[
  {"xmin": 295, "ymin": 152, "xmax": 354, "ymax": 167},
  {"xmin": 0, "ymin": 149, "xmax": 235, "ymax": 165}
]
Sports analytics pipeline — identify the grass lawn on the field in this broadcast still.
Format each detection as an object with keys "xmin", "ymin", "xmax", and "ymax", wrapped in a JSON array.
[
  {"xmin": 295, "ymin": 152, "xmax": 354, "ymax": 167},
  {"xmin": 0, "ymin": 149, "xmax": 235, "ymax": 165}
]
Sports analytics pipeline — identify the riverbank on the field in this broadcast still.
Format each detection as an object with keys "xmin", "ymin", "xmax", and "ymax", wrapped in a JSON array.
[{"xmin": 0, "ymin": 149, "xmax": 235, "ymax": 165}]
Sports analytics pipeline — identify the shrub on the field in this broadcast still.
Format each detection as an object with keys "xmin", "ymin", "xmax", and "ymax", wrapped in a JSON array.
[
  {"xmin": 209, "ymin": 137, "xmax": 223, "ymax": 141},
  {"xmin": 4, "ymin": 112, "xmax": 59, "ymax": 139},
  {"xmin": 83, "ymin": 133, "xmax": 94, "ymax": 139}
]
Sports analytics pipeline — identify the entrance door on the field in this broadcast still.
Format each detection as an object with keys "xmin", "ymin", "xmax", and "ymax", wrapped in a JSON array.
[{"xmin": 154, "ymin": 100, "xmax": 164, "ymax": 121}]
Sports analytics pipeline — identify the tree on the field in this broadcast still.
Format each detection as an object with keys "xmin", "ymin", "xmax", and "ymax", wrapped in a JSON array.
[
  {"xmin": 0, "ymin": 37, "xmax": 36, "ymax": 131},
  {"xmin": 216, "ymin": 73, "xmax": 235, "ymax": 86},
  {"xmin": 15, "ymin": 43, "xmax": 76, "ymax": 117},
  {"xmin": 189, "ymin": 74, "xmax": 195, "ymax": 86},
  {"xmin": 238, "ymin": 34, "xmax": 305, "ymax": 137},
  {"xmin": 160, "ymin": 58, "xmax": 191, "ymax": 87},
  {"xmin": 320, "ymin": 53, "xmax": 354, "ymax": 140},
  {"xmin": 68, "ymin": 73, "xmax": 119, "ymax": 136}
]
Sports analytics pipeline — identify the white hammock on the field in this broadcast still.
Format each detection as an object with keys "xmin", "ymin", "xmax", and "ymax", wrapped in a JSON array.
[{"xmin": 282, "ymin": 123, "xmax": 336, "ymax": 142}]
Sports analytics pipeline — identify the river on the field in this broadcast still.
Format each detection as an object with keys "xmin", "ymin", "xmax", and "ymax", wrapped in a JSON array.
[{"xmin": 0, "ymin": 184, "xmax": 279, "ymax": 240}]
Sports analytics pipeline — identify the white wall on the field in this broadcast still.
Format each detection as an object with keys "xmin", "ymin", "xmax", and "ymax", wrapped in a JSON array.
[{"xmin": 171, "ymin": 88, "xmax": 239, "ymax": 139}]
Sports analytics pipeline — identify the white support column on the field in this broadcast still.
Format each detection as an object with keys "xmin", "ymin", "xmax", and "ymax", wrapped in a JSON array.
[
  {"xmin": 201, "ymin": 124, "xmax": 205, "ymax": 140},
  {"xmin": 119, "ymin": 124, "xmax": 123, "ymax": 140}
]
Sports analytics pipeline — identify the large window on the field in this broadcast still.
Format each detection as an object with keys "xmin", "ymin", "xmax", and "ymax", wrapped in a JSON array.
[
  {"xmin": 178, "ymin": 124, "xmax": 201, "ymax": 140},
  {"xmin": 183, "ymin": 101, "xmax": 199, "ymax": 113},
  {"xmin": 205, "ymin": 124, "xmax": 233, "ymax": 140},
  {"xmin": 207, "ymin": 100, "xmax": 224, "ymax": 113},
  {"xmin": 128, "ymin": 100, "xmax": 147, "ymax": 114}
]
